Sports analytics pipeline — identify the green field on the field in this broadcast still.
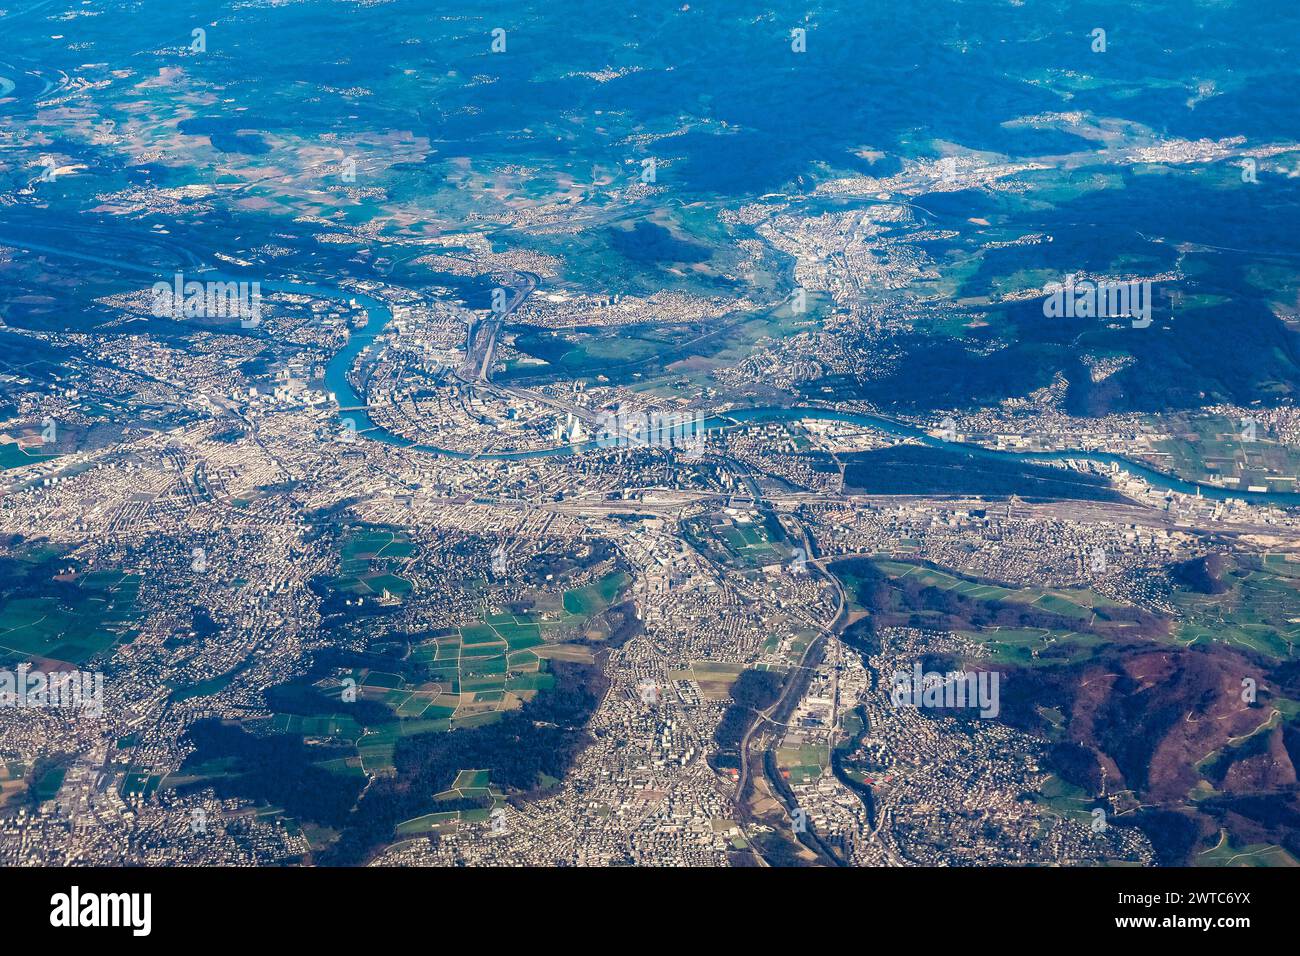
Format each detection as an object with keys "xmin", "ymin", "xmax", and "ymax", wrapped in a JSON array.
[
  {"xmin": 328, "ymin": 527, "xmax": 416, "ymax": 600},
  {"xmin": 1171, "ymin": 554, "xmax": 1300, "ymax": 660},
  {"xmin": 1196, "ymin": 830, "xmax": 1300, "ymax": 867},
  {"xmin": 562, "ymin": 570, "xmax": 629, "ymax": 616},
  {"xmin": 0, "ymin": 569, "xmax": 141, "ymax": 667},
  {"xmin": 155, "ymin": 549, "xmax": 624, "ymax": 830},
  {"xmin": 1032, "ymin": 773, "xmax": 1100, "ymax": 831},
  {"xmin": 719, "ymin": 522, "xmax": 783, "ymax": 565},
  {"xmin": 954, "ymin": 626, "xmax": 1111, "ymax": 667},
  {"xmin": 776, "ymin": 741, "xmax": 829, "ymax": 786},
  {"xmin": 361, "ymin": 608, "xmax": 566, "ymax": 739},
  {"xmin": 836, "ymin": 557, "xmax": 1135, "ymax": 666},
  {"xmin": 871, "ymin": 559, "xmax": 1122, "ymax": 620},
  {"xmin": 1148, "ymin": 414, "xmax": 1300, "ymax": 492},
  {"xmin": 683, "ymin": 511, "xmax": 795, "ymax": 570},
  {"xmin": 339, "ymin": 528, "xmax": 415, "ymax": 570}
]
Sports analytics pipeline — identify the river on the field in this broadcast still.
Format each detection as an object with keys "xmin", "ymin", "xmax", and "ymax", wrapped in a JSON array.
[
  {"xmin": 3, "ymin": 231, "xmax": 1296, "ymax": 505},
  {"xmin": 312, "ymin": 283, "xmax": 1300, "ymax": 504}
]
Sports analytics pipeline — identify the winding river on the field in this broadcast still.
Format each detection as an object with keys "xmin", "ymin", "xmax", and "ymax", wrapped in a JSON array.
[
  {"xmin": 3, "ymin": 231, "xmax": 1296, "ymax": 505},
  {"xmin": 312, "ymin": 282, "xmax": 1300, "ymax": 505}
]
